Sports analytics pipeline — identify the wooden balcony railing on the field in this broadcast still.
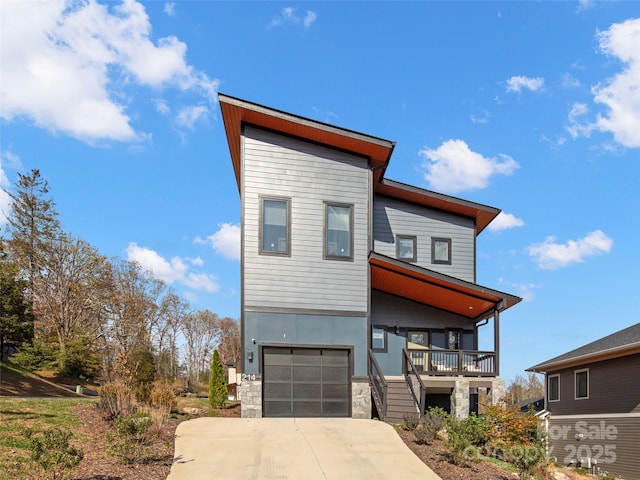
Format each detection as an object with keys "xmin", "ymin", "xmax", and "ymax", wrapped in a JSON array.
[{"xmin": 407, "ymin": 349, "xmax": 496, "ymax": 376}]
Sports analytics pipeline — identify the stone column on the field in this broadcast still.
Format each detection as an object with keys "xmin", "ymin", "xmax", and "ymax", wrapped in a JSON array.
[
  {"xmin": 451, "ymin": 378, "xmax": 470, "ymax": 419},
  {"xmin": 487, "ymin": 378, "xmax": 506, "ymax": 406},
  {"xmin": 240, "ymin": 379, "xmax": 262, "ymax": 418},
  {"xmin": 351, "ymin": 381, "xmax": 372, "ymax": 419}
]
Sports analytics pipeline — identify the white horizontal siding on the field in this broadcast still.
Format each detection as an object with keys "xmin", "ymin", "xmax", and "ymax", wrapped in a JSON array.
[
  {"xmin": 373, "ymin": 195, "xmax": 475, "ymax": 282},
  {"xmin": 242, "ymin": 127, "xmax": 370, "ymax": 313}
]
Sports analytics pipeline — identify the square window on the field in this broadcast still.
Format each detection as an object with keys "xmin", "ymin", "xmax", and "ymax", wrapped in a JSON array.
[
  {"xmin": 261, "ymin": 197, "xmax": 290, "ymax": 255},
  {"xmin": 396, "ymin": 235, "xmax": 417, "ymax": 262},
  {"xmin": 548, "ymin": 374, "xmax": 560, "ymax": 402},
  {"xmin": 325, "ymin": 203, "xmax": 353, "ymax": 260},
  {"xmin": 371, "ymin": 326, "xmax": 386, "ymax": 352},
  {"xmin": 432, "ymin": 237, "xmax": 452, "ymax": 265},
  {"xmin": 575, "ymin": 369, "xmax": 589, "ymax": 399}
]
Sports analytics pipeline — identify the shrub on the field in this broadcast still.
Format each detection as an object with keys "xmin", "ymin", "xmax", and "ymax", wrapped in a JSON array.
[
  {"xmin": 150, "ymin": 382, "xmax": 177, "ymax": 412},
  {"xmin": 99, "ymin": 381, "xmax": 135, "ymax": 419},
  {"xmin": 107, "ymin": 411, "xmax": 152, "ymax": 464},
  {"xmin": 208, "ymin": 349, "xmax": 226, "ymax": 409},
  {"xmin": 11, "ymin": 341, "xmax": 56, "ymax": 371},
  {"xmin": 402, "ymin": 412, "xmax": 420, "ymax": 431},
  {"xmin": 443, "ymin": 414, "xmax": 490, "ymax": 465},
  {"xmin": 23, "ymin": 427, "xmax": 84, "ymax": 480}
]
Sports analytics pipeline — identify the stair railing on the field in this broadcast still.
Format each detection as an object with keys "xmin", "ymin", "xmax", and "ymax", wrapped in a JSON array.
[
  {"xmin": 369, "ymin": 349, "xmax": 388, "ymax": 421},
  {"xmin": 403, "ymin": 348, "xmax": 426, "ymax": 418}
]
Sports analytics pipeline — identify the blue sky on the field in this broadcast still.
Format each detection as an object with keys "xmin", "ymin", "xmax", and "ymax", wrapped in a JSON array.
[{"xmin": 1, "ymin": 1, "xmax": 638, "ymax": 382}]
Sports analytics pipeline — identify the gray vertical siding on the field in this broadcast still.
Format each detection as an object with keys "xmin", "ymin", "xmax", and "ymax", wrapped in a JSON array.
[
  {"xmin": 373, "ymin": 195, "xmax": 475, "ymax": 282},
  {"xmin": 548, "ymin": 415, "xmax": 640, "ymax": 480},
  {"xmin": 546, "ymin": 354, "xmax": 640, "ymax": 416},
  {"xmin": 242, "ymin": 126, "xmax": 370, "ymax": 313}
]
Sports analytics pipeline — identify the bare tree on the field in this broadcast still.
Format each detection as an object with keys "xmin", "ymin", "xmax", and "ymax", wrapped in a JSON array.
[
  {"xmin": 152, "ymin": 291, "xmax": 189, "ymax": 380},
  {"xmin": 506, "ymin": 372, "xmax": 544, "ymax": 405},
  {"xmin": 181, "ymin": 309, "xmax": 220, "ymax": 383},
  {"xmin": 216, "ymin": 317, "xmax": 241, "ymax": 367},
  {"xmin": 31, "ymin": 234, "xmax": 111, "ymax": 360}
]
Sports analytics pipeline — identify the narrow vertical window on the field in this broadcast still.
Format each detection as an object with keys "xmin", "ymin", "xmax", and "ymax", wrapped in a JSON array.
[
  {"xmin": 371, "ymin": 326, "xmax": 387, "ymax": 352},
  {"xmin": 548, "ymin": 374, "xmax": 559, "ymax": 402},
  {"xmin": 575, "ymin": 369, "xmax": 589, "ymax": 399},
  {"xmin": 396, "ymin": 235, "xmax": 417, "ymax": 262},
  {"xmin": 432, "ymin": 237, "xmax": 452, "ymax": 265},
  {"xmin": 261, "ymin": 197, "xmax": 290, "ymax": 255},
  {"xmin": 325, "ymin": 203, "xmax": 353, "ymax": 260}
]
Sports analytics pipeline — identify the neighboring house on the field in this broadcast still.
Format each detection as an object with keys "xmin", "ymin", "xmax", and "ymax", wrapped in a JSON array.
[
  {"xmin": 528, "ymin": 323, "xmax": 640, "ymax": 479},
  {"xmin": 220, "ymin": 94, "xmax": 521, "ymax": 421}
]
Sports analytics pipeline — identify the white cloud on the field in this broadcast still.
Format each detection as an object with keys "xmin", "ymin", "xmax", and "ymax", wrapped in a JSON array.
[
  {"xmin": 592, "ymin": 18, "xmax": 640, "ymax": 148},
  {"xmin": 154, "ymin": 99, "xmax": 170, "ymax": 116},
  {"xmin": 527, "ymin": 230, "xmax": 613, "ymax": 270},
  {"xmin": 163, "ymin": 2, "xmax": 175, "ymax": 16},
  {"xmin": 175, "ymin": 105, "xmax": 209, "ymax": 128},
  {"xmin": 488, "ymin": 212, "xmax": 525, "ymax": 232},
  {"xmin": 0, "ymin": 0, "xmax": 219, "ymax": 144},
  {"xmin": 419, "ymin": 139, "xmax": 519, "ymax": 193},
  {"xmin": 303, "ymin": 11, "xmax": 317, "ymax": 28},
  {"xmin": 561, "ymin": 72, "xmax": 581, "ymax": 89},
  {"xmin": 126, "ymin": 242, "xmax": 219, "ymax": 292},
  {"xmin": 567, "ymin": 102, "xmax": 597, "ymax": 139},
  {"xmin": 0, "ymin": 152, "xmax": 18, "ymax": 226},
  {"xmin": 196, "ymin": 223, "xmax": 240, "ymax": 260},
  {"xmin": 506, "ymin": 76, "xmax": 545, "ymax": 93},
  {"xmin": 577, "ymin": 0, "xmax": 595, "ymax": 12},
  {"xmin": 269, "ymin": 7, "xmax": 317, "ymax": 29}
]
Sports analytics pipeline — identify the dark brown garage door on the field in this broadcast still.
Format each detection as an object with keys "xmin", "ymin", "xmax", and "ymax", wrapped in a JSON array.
[{"xmin": 262, "ymin": 347, "xmax": 350, "ymax": 417}]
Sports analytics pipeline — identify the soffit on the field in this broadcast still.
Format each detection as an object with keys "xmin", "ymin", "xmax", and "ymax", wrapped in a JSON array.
[{"xmin": 369, "ymin": 253, "xmax": 521, "ymax": 320}]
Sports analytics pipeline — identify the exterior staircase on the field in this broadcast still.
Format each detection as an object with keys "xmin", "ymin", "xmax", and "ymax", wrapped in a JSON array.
[{"xmin": 384, "ymin": 379, "xmax": 419, "ymax": 424}]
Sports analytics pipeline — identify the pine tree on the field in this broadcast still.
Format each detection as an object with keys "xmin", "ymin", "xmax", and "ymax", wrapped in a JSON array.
[
  {"xmin": 0, "ymin": 259, "xmax": 33, "ymax": 360},
  {"xmin": 208, "ymin": 349, "xmax": 226, "ymax": 409}
]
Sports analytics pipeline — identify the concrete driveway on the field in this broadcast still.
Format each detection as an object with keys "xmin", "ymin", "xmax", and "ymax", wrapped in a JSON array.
[{"xmin": 167, "ymin": 417, "xmax": 441, "ymax": 480}]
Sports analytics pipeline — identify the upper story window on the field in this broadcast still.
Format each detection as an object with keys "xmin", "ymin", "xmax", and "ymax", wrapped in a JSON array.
[
  {"xmin": 575, "ymin": 369, "xmax": 589, "ymax": 399},
  {"xmin": 548, "ymin": 374, "xmax": 560, "ymax": 402},
  {"xmin": 371, "ymin": 326, "xmax": 387, "ymax": 352},
  {"xmin": 396, "ymin": 235, "xmax": 417, "ymax": 262},
  {"xmin": 325, "ymin": 203, "xmax": 353, "ymax": 260},
  {"xmin": 432, "ymin": 237, "xmax": 452, "ymax": 265},
  {"xmin": 260, "ymin": 197, "xmax": 290, "ymax": 255}
]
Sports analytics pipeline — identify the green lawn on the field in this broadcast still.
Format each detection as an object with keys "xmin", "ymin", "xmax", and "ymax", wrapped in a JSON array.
[{"xmin": 0, "ymin": 397, "xmax": 94, "ymax": 480}]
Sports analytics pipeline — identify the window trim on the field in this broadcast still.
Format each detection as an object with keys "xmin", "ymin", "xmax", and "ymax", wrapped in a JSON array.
[
  {"xmin": 575, "ymin": 368, "xmax": 589, "ymax": 400},
  {"xmin": 396, "ymin": 234, "xmax": 417, "ymax": 262},
  {"xmin": 324, "ymin": 202, "xmax": 354, "ymax": 261},
  {"xmin": 548, "ymin": 374, "xmax": 560, "ymax": 402},
  {"xmin": 371, "ymin": 326, "xmax": 387, "ymax": 353},
  {"xmin": 259, "ymin": 196, "xmax": 291, "ymax": 256},
  {"xmin": 431, "ymin": 237, "xmax": 452, "ymax": 265}
]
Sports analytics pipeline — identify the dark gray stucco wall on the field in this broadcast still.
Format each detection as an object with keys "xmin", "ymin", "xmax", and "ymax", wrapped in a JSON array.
[{"xmin": 243, "ymin": 311, "xmax": 368, "ymax": 376}]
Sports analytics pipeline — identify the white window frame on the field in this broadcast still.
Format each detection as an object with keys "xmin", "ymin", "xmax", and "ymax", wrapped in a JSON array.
[
  {"xmin": 548, "ymin": 374, "xmax": 560, "ymax": 402},
  {"xmin": 574, "ymin": 368, "xmax": 589, "ymax": 400}
]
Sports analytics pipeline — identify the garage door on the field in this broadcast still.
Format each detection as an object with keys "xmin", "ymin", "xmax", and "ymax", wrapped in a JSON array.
[{"xmin": 263, "ymin": 347, "xmax": 350, "ymax": 417}]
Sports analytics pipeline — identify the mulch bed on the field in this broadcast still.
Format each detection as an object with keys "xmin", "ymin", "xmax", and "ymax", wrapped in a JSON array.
[{"xmin": 69, "ymin": 403, "xmax": 240, "ymax": 480}]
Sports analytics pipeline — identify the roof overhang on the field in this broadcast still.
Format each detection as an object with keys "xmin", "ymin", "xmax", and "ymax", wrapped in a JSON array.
[
  {"xmin": 527, "ymin": 343, "xmax": 640, "ymax": 373},
  {"xmin": 375, "ymin": 179, "xmax": 501, "ymax": 235},
  {"xmin": 370, "ymin": 252, "xmax": 521, "ymax": 320},
  {"xmin": 219, "ymin": 93, "xmax": 396, "ymax": 191}
]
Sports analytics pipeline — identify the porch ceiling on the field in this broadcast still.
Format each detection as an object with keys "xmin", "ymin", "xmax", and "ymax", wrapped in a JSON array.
[{"xmin": 369, "ymin": 253, "xmax": 521, "ymax": 319}]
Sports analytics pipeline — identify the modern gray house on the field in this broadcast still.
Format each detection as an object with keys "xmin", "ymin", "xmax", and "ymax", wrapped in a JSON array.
[
  {"xmin": 528, "ymin": 323, "xmax": 640, "ymax": 479},
  {"xmin": 220, "ymin": 94, "xmax": 521, "ymax": 421}
]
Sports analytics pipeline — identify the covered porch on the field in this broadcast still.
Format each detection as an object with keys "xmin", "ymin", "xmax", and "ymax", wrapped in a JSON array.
[{"xmin": 368, "ymin": 253, "xmax": 521, "ymax": 420}]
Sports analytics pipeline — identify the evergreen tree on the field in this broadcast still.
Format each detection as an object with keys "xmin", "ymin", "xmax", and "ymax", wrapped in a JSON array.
[
  {"xmin": 0, "ymin": 259, "xmax": 33, "ymax": 360},
  {"xmin": 208, "ymin": 349, "xmax": 226, "ymax": 409}
]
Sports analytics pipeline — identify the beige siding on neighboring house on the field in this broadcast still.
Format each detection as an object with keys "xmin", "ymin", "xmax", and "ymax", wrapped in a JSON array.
[
  {"xmin": 373, "ymin": 195, "xmax": 475, "ymax": 282},
  {"xmin": 242, "ymin": 126, "xmax": 370, "ymax": 313},
  {"xmin": 548, "ymin": 415, "xmax": 640, "ymax": 480}
]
